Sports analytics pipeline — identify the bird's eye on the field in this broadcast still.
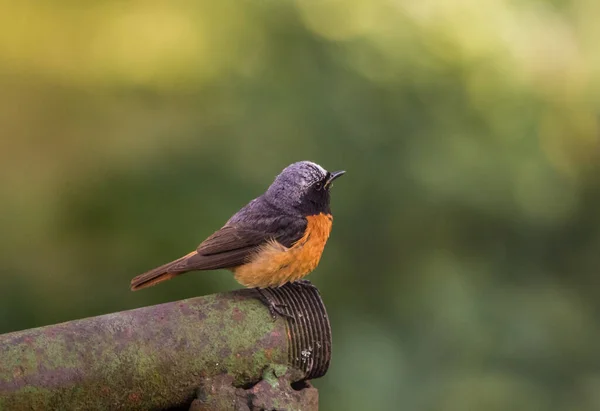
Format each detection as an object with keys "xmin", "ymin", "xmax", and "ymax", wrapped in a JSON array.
[{"xmin": 315, "ymin": 181, "xmax": 323, "ymax": 191}]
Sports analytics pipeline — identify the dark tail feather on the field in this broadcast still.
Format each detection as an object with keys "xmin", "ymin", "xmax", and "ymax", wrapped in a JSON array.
[{"xmin": 130, "ymin": 251, "xmax": 196, "ymax": 291}]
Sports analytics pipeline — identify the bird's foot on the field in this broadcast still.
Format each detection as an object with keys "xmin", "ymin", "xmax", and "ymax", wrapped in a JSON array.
[
  {"xmin": 255, "ymin": 288, "xmax": 294, "ymax": 321},
  {"xmin": 292, "ymin": 279, "xmax": 317, "ymax": 290}
]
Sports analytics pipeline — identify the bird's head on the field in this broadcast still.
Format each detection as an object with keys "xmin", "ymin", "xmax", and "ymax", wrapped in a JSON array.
[{"xmin": 265, "ymin": 161, "xmax": 345, "ymax": 215}]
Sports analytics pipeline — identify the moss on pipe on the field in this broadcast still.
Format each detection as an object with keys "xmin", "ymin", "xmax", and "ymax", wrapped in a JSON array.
[{"xmin": 0, "ymin": 286, "xmax": 330, "ymax": 411}]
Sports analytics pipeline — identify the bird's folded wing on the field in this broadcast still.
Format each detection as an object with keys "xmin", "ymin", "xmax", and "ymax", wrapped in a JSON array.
[
  {"xmin": 163, "ymin": 211, "xmax": 309, "ymax": 273},
  {"xmin": 197, "ymin": 225, "xmax": 269, "ymax": 256},
  {"xmin": 167, "ymin": 224, "xmax": 294, "ymax": 272}
]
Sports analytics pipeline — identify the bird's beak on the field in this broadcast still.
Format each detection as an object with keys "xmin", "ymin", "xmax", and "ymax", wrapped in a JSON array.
[{"xmin": 325, "ymin": 170, "xmax": 346, "ymax": 188}]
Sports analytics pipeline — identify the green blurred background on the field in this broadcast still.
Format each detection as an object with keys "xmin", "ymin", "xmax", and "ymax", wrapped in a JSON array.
[{"xmin": 2, "ymin": 1, "xmax": 600, "ymax": 410}]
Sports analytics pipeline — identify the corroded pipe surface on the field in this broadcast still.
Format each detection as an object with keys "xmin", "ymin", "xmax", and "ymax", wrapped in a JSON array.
[{"xmin": 0, "ymin": 283, "xmax": 331, "ymax": 410}]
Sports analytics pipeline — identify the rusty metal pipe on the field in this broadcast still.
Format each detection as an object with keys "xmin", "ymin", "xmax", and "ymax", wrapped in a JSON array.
[{"xmin": 0, "ymin": 284, "xmax": 331, "ymax": 410}]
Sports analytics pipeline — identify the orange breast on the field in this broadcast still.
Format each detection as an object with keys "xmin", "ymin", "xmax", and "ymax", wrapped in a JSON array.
[{"xmin": 232, "ymin": 213, "xmax": 333, "ymax": 288}]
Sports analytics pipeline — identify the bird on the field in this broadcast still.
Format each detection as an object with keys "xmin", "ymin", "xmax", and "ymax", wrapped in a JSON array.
[{"xmin": 130, "ymin": 161, "xmax": 345, "ymax": 317}]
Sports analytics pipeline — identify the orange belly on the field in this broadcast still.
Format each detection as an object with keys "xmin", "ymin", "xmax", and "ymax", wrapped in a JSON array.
[{"xmin": 232, "ymin": 213, "xmax": 333, "ymax": 288}]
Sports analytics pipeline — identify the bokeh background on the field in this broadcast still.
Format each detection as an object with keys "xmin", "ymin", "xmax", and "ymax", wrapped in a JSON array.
[{"xmin": 2, "ymin": 1, "xmax": 600, "ymax": 410}]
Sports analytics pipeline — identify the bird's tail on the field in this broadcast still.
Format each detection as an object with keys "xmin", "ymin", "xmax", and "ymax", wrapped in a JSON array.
[{"xmin": 130, "ymin": 251, "xmax": 196, "ymax": 291}]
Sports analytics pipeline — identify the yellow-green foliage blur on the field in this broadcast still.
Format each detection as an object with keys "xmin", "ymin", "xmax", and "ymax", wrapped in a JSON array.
[{"xmin": 2, "ymin": 1, "xmax": 600, "ymax": 410}]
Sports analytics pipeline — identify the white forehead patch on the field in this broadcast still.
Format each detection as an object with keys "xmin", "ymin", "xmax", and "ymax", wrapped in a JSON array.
[
  {"xmin": 306, "ymin": 161, "xmax": 326, "ymax": 175},
  {"xmin": 296, "ymin": 161, "xmax": 327, "ymax": 187}
]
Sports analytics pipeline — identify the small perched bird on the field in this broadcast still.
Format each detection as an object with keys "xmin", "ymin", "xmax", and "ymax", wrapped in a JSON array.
[{"xmin": 130, "ymin": 161, "xmax": 345, "ymax": 316}]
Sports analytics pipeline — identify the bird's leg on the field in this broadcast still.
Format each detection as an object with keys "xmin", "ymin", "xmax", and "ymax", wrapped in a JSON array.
[{"xmin": 255, "ymin": 287, "xmax": 294, "ymax": 320}]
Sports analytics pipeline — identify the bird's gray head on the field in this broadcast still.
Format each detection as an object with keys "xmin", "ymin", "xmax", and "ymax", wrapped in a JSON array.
[{"xmin": 265, "ymin": 161, "xmax": 345, "ymax": 215}]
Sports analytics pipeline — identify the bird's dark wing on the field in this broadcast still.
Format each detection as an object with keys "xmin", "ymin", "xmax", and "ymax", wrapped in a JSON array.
[
  {"xmin": 130, "ymin": 199, "xmax": 307, "ymax": 291},
  {"xmin": 168, "ymin": 214, "xmax": 307, "ymax": 272}
]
